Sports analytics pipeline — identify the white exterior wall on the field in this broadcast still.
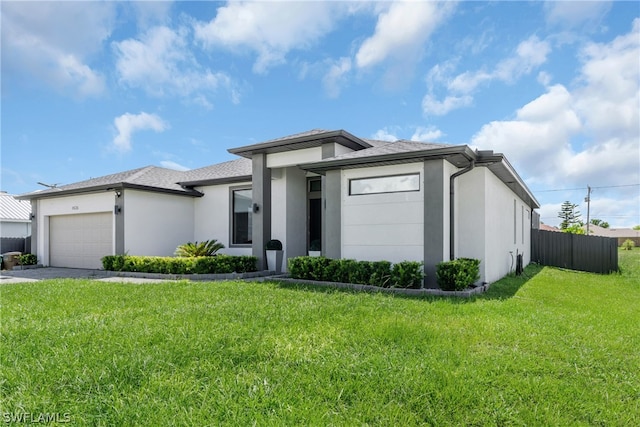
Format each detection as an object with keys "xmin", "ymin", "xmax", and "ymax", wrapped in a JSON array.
[
  {"xmin": 271, "ymin": 167, "xmax": 307, "ymax": 271},
  {"xmin": 342, "ymin": 163, "xmax": 424, "ymax": 263},
  {"xmin": 193, "ymin": 181, "xmax": 252, "ymax": 256},
  {"xmin": 124, "ymin": 190, "xmax": 194, "ymax": 256},
  {"xmin": 1, "ymin": 221, "xmax": 31, "ymax": 238},
  {"xmin": 35, "ymin": 192, "xmax": 115, "ymax": 266},
  {"xmin": 457, "ymin": 167, "xmax": 531, "ymax": 283},
  {"xmin": 333, "ymin": 143, "xmax": 354, "ymax": 157},
  {"xmin": 266, "ymin": 147, "xmax": 322, "ymax": 168}
]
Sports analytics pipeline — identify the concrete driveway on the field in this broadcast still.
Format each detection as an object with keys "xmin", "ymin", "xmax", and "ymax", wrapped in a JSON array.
[{"xmin": 0, "ymin": 268, "xmax": 177, "ymax": 284}]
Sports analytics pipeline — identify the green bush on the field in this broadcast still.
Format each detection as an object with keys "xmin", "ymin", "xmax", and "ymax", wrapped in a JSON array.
[
  {"xmin": 622, "ymin": 239, "xmax": 635, "ymax": 250},
  {"xmin": 391, "ymin": 261, "xmax": 424, "ymax": 289},
  {"xmin": 288, "ymin": 257, "xmax": 422, "ymax": 289},
  {"xmin": 18, "ymin": 254, "xmax": 38, "ymax": 266},
  {"xmin": 436, "ymin": 258, "xmax": 481, "ymax": 291},
  {"xmin": 101, "ymin": 255, "xmax": 257, "ymax": 274},
  {"xmin": 175, "ymin": 240, "xmax": 225, "ymax": 257}
]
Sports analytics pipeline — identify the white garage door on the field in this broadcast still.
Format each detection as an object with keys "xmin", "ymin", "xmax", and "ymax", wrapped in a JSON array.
[{"xmin": 50, "ymin": 213, "xmax": 113, "ymax": 269}]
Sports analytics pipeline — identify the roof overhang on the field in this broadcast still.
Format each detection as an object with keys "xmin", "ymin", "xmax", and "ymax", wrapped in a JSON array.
[
  {"xmin": 178, "ymin": 175, "xmax": 252, "ymax": 187},
  {"xmin": 17, "ymin": 183, "xmax": 204, "ymax": 200},
  {"xmin": 298, "ymin": 145, "xmax": 540, "ymax": 209},
  {"xmin": 228, "ymin": 129, "xmax": 372, "ymax": 158}
]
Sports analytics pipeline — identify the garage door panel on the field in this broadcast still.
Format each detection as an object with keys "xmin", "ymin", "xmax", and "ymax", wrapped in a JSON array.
[{"xmin": 50, "ymin": 213, "xmax": 113, "ymax": 269}]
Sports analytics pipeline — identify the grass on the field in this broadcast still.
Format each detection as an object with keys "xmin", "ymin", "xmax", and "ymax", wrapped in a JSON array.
[{"xmin": 1, "ymin": 249, "xmax": 638, "ymax": 425}]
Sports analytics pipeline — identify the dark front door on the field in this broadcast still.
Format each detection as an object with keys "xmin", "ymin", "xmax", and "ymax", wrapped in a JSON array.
[{"xmin": 308, "ymin": 179, "xmax": 322, "ymax": 251}]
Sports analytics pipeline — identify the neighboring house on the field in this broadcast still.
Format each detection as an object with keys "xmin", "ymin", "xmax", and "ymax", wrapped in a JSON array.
[
  {"xmin": 18, "ymin": 129, "xmax": 539, "ymax": 287},
  {"xmin": 584, "ymin": 224, "xmax": 640, "ymax": 246},
  {"xmin": 539, "ymin": 223, "xmax": 560, "ymax": 232},
  {"xmin": 0, "ymin": 192, "xmax": 32, "ymax": 238}
]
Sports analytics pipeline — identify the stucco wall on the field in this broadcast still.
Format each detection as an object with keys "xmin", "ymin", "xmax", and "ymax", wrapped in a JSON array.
[
  {"xmin": 124, "ymin": 190, "xmax": 194, "ymax": 256},
  {"xmin": 341, "ymin": 163, "xmax": 424, "ymax": 263},
  {"xmin": 457, "ymin": 167, "xmax": 532, "ymax": 283},
  {"xmin": 266, "ymin": 147, "xmax": 322, "ymax": 168},
  {"xmin": 193, "ymin": 181, "xmax": 252, "ymax": 256},
  {"xmin": 35, "ymin": 192, "xmax": 115, "ymax": 265}
]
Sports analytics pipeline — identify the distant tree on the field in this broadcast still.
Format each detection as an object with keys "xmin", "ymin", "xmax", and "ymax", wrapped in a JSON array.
[
  {"xmin": 590, "ymin": 219, "xmax": 610, "ymax": 228},
  {"xmin": 563, "ymin": 223, "xmax": 586, "ymax": 234},
  {"xmin": 558, "ymin": 201, "xmax": 582, "ymax": 230},
  {"xmin": 634, "ymin": 225, "xmax": 640, "ymax": 231}
]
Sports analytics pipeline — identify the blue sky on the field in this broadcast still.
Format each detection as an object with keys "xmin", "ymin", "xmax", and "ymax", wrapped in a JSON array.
[{"xmin": 2, "ymin": 1, "xmax": 639, "ymax": 228}]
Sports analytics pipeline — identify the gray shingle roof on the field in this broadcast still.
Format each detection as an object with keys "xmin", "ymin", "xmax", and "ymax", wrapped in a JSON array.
[
  {"xmin": 0, "ymin": 193, "xmax": 31, "ymax": 221},
  {"xmin": 316, "ymin": 140, "xmax": 454, "ymax": 162},
  {"xmin": 179, "ymin": 158, "xmax": 252, "ymax": 185},
  {"xmin": 19, "ymin": 166, "xmax": 196, "ymax": 199}
]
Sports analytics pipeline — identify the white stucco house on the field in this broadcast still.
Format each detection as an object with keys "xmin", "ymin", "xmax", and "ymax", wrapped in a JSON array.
[
  {"xmin": 1, "ymin": 192, "xmax": 32, "ymax": 238},
  {"xmin": 19, "ymin": 129, "xmax": 539, "ymax": 287}
]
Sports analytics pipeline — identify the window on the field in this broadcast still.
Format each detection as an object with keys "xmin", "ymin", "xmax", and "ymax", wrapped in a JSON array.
[
  {"xmin": 349, "ymin": 173, "xmax": 420, "ymax": 196},
  {"xmin": 232, "ymin": 188, "xmax": 252, "ymax": 245},
  {"xmin": 513, "ymin": 199, "xmax": 517, "ymax": 245}
]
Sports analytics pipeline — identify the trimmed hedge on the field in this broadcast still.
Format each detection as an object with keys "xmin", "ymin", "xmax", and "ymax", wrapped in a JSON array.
[
  {"xmin": 288, "ymin": 257, "xmax": 423, "ymax": 289},
  {"xmin": 436, "ymin": 258, "xmax": 481, "ymax": 291},
  {"xmin": 101, "ymin": 254, "xmax": 257, "ymax": 275}
]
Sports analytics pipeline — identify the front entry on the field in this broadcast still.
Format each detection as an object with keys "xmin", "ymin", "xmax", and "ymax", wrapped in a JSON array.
[{"xmin": 308, "ymin": 178, "xmax": 322, "ymax": 252}]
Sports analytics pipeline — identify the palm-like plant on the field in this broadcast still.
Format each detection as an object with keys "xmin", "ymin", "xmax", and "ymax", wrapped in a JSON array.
[{"xmin": 175, "ymin": 239, "xmax": 225, "ymax": 257}]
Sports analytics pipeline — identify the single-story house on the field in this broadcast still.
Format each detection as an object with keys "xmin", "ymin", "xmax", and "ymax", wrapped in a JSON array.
[
  {"xmin": 584, "ymin": 224, "xmax": 640, "ymax": 246},
  {"xmin": 19, "ymin": 129, "xmax": 539, "ymax": 287}
]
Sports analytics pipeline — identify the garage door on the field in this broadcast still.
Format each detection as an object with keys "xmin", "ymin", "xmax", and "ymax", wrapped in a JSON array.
[{"xmin": 50, "ymin": 212, "xmax": 113, "ymax": 269}]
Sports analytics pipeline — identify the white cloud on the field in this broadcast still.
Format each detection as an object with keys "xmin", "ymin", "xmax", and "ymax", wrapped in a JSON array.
[
  {"xmin": 1, "ymin": 1, "xmax": 113, "ymax": 97},
  {"xmin": 355, "ymin": 1, "xmax": 454, "ymax": 69},
  {"xmin": 112, "ymin": 112, "xmax": 169, "ymax": 152},
  {"xmin": 424, "ymin": 35, "xmax": 551, "ymax": 115},
  {"xmin": 411, "ymin": 126, "xmax": 444, "ymax": 142},
  {"xmin": 371, "ymin": 129, "xmax": 399, "ymax": 142},
  {"xmin": 194, "ymin": 2, "xmax": 341, "ymax": 73},
  {"xmin": 422, "ymin": 94, "xmax": 473, "ymax": 116},
  {"xmin": 471, "ymin": 19, "xmax": 639, "ymax": 225},
  {"xmin": 322, "ymin": 57, "xmax": 352, "ymax": 98},
  {"xmin": 113, "ymin": 25, "xmax": 239, "ymax": 105},
  {"xmin": 160, "ymin": 161, "xmax": 190, "ymax": 172},
  {"xmin": 544, "ymin": 1, "xmax": 612, "ymax": 29}
]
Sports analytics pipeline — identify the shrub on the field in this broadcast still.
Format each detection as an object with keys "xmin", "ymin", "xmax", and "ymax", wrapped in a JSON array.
[
  {"xmin": 288, "ymin": 257, "xmax": 421, "ymax": 289},
  {"xmin": 19, "ymin": 254, "xmax": 37, "ymax": 266},
  {"xmin": 265, "ymin": 239, "xmax": 283, "ymax": 250},
  {"xmin": 101, "ymin": 255, "xmax": 257, "ymax": 274},
  {"xmin": 175, "ymin": 240, "xmax": 225, "ymax": 257},
  {"xmin": 436, "ymin": 258, "xmax": 481, "ymax": 291},
  {"xmin": 622, "ymin": 239, "xmax": 635, "ymax": 250},
  {"xmin": 391, "ymin": 261, "xmax": 424, "ymax": 289}
]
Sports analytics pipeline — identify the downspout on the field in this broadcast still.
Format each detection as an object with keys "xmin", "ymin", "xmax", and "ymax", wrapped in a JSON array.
[{"xmin": 449, "ymin": 160, "xmax": 475, "ymax": 261}]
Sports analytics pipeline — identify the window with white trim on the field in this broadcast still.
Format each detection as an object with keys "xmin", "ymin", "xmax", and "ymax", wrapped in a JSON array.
[{"xmin": 231, "ymin": 188, "xmax": 252, "ymax": 245}]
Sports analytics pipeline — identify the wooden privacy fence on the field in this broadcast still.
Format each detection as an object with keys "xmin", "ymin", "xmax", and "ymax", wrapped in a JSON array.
[{"xmin": 531, "ymin": 230, "xmax": 618, "ymax": 274}]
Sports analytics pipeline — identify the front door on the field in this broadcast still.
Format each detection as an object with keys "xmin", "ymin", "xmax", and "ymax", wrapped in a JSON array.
[{"xmin": 308, "ymin": 178, "xmax": 322, "ymax": 252}]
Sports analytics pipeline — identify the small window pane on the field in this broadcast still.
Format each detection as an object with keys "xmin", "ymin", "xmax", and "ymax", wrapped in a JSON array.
[
  {"xmin": 349, "ymin": 174, "xmax": 420, "ymax": 195},
  {"xmin": 233, "ymin": 189, "xmax": 252, "ymax": 244},
  {"xmin": 309, "ymin": 179, "xmax": 322, "ymax": 192}
]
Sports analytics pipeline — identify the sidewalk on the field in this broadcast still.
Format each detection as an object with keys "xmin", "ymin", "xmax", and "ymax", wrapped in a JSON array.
[{"xmin": 0, "ymin": 268, "xmax": 176, "ymax": 284}]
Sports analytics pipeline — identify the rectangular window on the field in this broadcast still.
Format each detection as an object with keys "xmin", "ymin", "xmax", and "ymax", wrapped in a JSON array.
[
  {"xmin": 232, "ymin": 188, "xmax": 252, "ymax": 245},
  {"xmin": 521, "ymin": 206, "xmax": 525, "ymax": 244},
  {"xmin": 513, "ymin": 199, "xmax": 517, "ymax": 245},
  {"xmin": 349, "ymin": 173, "xmax": 420, "ymax": 196}
]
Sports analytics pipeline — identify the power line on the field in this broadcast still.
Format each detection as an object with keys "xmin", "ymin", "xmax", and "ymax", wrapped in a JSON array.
[{"xmin": 533, "ymin": 183, "xmax": 640, "ymax": 192}]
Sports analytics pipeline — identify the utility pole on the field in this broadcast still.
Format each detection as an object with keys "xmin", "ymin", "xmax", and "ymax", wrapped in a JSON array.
[{"xmin": 585, "ymin": 185, "xmax": 592, "ymax": 235}]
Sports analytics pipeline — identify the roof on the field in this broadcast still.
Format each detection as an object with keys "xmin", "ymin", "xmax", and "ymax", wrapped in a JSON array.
[
  {"xmin": 18, "ymin": 166, "xmax": 202, "ymax": 200},
  {"xmin": 228, "ymin": 129, "xmax": 374, "ymax": 158},
  {"xmin": 584, "ymin": 224, "xmax": 640, "ymax": 238},
  {"xmin": 179, "ymin": 158, "xmax": 252, "ymax": 186},
  {"xmin": 0, "ymin": 193, "xmax": 31, "ymax": 221},
  {"xmin": 298, "ymin": 140, "xmax": 540, "ymax": 209}
]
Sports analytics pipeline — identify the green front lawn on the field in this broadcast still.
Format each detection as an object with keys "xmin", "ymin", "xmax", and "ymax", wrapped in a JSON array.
[{"xmin": 1, "ymin": 250, "xmax": 638, "ymax": 425}]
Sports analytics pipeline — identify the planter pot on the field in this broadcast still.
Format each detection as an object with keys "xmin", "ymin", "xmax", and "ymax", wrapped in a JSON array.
[
  {"xmin": 308, "ymin": 251, "xmax": 321, "ymax": 257},
  {"xmin": 266, "ymin": 250, "xmax": 284, "ymax": 273}
]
